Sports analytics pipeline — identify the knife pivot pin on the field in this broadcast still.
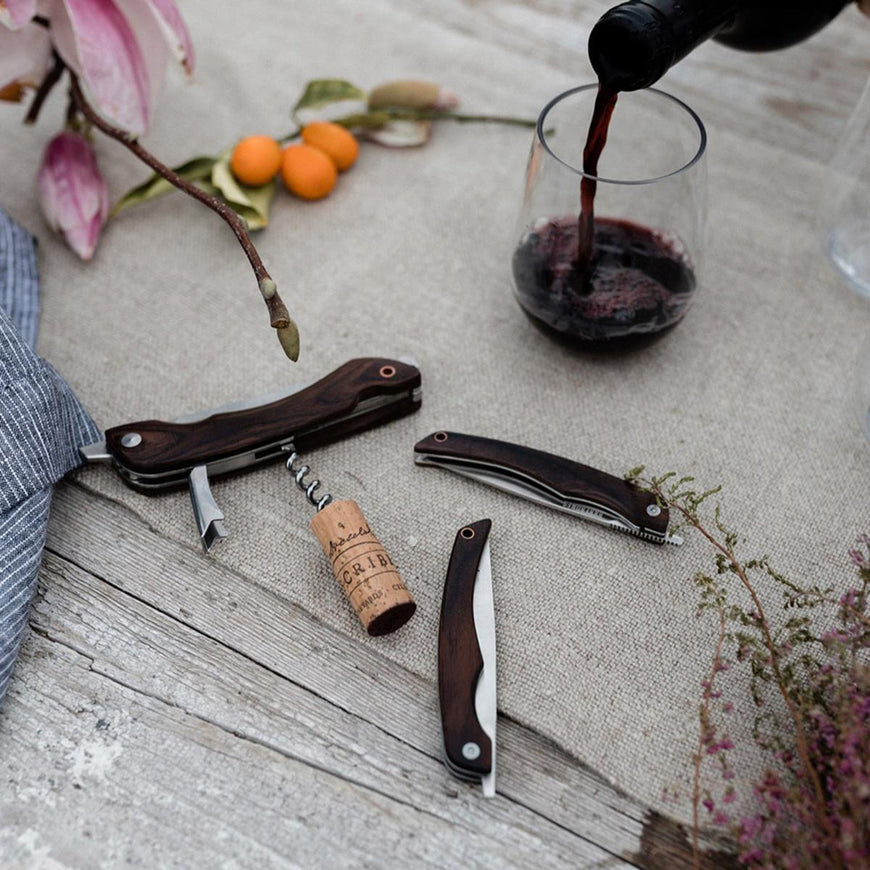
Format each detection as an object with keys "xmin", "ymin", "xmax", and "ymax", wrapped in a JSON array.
[
  {"xmin": 120, "ymin": 432, "xmax": 142, "ymax": 448},
  {"xmin": 284, "ymin": 449, "xmax": 333, "ymax": 511},
  {"xmin": 462, "ymin": 742, "xmax": 482, "ymax": 760}
]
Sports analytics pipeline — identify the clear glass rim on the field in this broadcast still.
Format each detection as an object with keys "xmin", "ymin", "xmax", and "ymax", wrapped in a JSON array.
[{"xmin": 537, "ymin": 84, "xmax": 708, "ymax": 186}]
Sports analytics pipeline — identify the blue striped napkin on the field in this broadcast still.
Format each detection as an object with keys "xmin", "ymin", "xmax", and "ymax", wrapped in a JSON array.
[{"xmin": 0, "ymin": 210, "xmax": 101, "ymax": 704}]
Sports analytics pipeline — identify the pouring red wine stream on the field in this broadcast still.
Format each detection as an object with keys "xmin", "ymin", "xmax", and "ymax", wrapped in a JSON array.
[{"xmin": 577, "ymin": 84, "xmax": 618, "ymax": 274}]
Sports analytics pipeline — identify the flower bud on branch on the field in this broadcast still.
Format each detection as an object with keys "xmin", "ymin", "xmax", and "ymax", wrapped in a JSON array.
[{"xmin": 37, "ymin": 129, "xmax": 108, "ymax": 260}]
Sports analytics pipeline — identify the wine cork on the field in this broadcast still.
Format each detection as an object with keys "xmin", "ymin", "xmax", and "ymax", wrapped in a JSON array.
[{"xmin": 309, "ymin": 499, "xmax": 416, "ymax": 636}]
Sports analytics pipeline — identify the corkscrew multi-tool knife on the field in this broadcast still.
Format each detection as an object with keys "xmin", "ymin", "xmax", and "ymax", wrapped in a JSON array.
[
  {"xmin": 79, "ymin": 358, "xmax": 422, "ymax": 551},
  {"xmin": 438, "ymin": 518, "xmax": 497, "ymax": 797},
  {"xmin": 414, "ymin": 431, "xmax": 682, "ymax": 546}
]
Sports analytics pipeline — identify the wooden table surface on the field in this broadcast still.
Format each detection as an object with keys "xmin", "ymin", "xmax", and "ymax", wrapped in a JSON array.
[{"xmin": 2, "ymin": 2, "xmax": 868, "ymax": 868}]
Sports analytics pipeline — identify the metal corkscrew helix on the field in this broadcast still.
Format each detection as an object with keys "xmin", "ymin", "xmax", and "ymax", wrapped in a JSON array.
[{"xmin": 283, "ymin": 446, "xmax": 333, "ymax": 511}]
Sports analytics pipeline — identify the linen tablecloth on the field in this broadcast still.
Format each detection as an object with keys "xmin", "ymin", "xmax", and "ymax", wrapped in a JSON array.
[{"xmin": 3, "ymin": 0, "xmax": 868, "ymax": 824}]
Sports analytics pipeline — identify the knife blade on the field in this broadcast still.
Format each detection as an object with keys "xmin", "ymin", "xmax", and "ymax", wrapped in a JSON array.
[
  {"xmin": 414, "ymin": 431, "xmax": 681, "ymax": 546},
  {"xmin": 80, "ymin": 357, "xmax": 422, "ymax": 550},
  {"xmin": 438, "ymin": 518, "xmax": 497, "ymax": 798}
]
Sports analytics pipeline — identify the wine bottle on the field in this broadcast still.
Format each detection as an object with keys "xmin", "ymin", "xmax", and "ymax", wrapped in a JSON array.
[{"xmin": 588, "ymin": 0, "xmax": 855, "ymax": 92}]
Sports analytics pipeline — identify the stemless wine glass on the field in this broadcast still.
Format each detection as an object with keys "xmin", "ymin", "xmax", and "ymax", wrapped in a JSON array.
[
  {"xmin": 510, "ymin": 85, "xmax": 707, "ymax": 348},
  {"xmin": 820, "ymin": 72, "xmax": 870, "ymax": 300},
  {"xmin": 817, "ymin": 72, "xmax": 870, "ymax": 446}
]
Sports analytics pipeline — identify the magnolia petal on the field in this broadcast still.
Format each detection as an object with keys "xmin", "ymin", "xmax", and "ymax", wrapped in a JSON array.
[
  {"xmin": 37, "ymin": 130, "xmax": 109, "ymax": 260},
  {"xmin": 146, "ymin": 0, "xmax": 194, "ymax": 74},
  {"xmin": 51, "ymin": 0, "xmax": 152, "ymax": 134},
  {"xmin": 112, "ymin": 0, "xmax": 173, "ymax": 113},
  {"xmin": 0, "ymin": 0, "xmax": 35, "ymax": 29},
  {"xmin": 0, "ymin": 21, "xmax": 50, "ymax": 90}
]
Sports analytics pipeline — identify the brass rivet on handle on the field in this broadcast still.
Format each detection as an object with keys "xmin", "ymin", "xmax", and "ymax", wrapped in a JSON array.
[
  {"xmin": 434, "ymin": 431, "xmax": 449, "ymax": 442},
  {"xmin": 379, "ymin": 365, "xmax": 396, "ymax": 378},
  {"xmin": 460, "ymin": 527, "xmax": 475, "ymax": 540}
]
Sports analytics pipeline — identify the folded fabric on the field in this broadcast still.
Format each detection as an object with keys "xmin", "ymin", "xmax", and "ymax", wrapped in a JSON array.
[{"xmin": 0, "ymin": 210, "xmax": 101, "ymax": 705}]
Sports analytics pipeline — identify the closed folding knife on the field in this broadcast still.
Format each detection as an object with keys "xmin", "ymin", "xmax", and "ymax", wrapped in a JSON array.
[
  {"xmin": 79, "ymin": 358, "xmax": 422, "ymax": 551},
  {"xmin": 414, "ymin": 431, "xmax": 681, "ymax": 546},
  {"xmin": 438, "ymin": 518, "xmax": 497, "ymax": 798}
]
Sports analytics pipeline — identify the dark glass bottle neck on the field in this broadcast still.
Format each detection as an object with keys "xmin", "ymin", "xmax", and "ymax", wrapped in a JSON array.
[{"xmin": 588, "ymin": 0, "xmax": 739, "ymax": 91}]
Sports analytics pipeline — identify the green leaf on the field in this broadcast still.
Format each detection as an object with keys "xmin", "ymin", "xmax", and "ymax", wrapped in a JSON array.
[
  {"xmin": 211, "ymin": 152, "xmax": 276, "ymax": 231},
  {"xmin": 624, "ymin": 466, "xmax": 646, "ymax": 483},
  {"xmin": 236, "ymin": 181, "xmax": 277, "ymax": 231},
  {"xmin": 293, "ymin": 79, "xmax": 366, "ymax": 117},
  {"xmin": 111, "ymin": 156, "xmax": 217, "ymax": 216}
]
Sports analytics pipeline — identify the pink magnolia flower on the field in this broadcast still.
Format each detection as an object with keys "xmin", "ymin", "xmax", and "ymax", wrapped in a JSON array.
[
  {"xmin": 4, "ymin": 1, "xmax": 195, "ymax": 256},
  {"xmin": 1, "ymin": 0, "xmax": 195, "ymax": 135},
  {"xmin": 37, "ymin": 130, "xmax": 109, "ymax": 260}
]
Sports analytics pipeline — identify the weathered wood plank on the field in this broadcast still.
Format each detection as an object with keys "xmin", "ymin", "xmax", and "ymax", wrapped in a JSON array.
[
  {"xmin": 2, "ymin": 643, "xmax": 590, "ymax": 869},
  {"xmin": 1, "ymin": 549, "xmax": 630, "ymax": 869}
]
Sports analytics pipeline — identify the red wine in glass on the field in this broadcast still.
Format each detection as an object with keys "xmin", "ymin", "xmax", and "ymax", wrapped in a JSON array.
[{"xmin": 512, "ymin": 215, "xmax": 695, "ymax": 346}]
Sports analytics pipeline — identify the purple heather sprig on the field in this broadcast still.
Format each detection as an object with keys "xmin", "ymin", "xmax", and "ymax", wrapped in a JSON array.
[{"xmin": 629, "ymin": 470, "xmax": 869, "ymax": 869}]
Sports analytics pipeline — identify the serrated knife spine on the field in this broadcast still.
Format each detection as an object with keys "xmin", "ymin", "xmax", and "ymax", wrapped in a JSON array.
[{"xmin": 413, "ymin": 431, "xmax": 679, "ymax": 545}]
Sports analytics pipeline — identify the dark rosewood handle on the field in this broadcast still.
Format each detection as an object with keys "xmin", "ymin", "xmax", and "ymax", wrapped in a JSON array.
[
  {"xmin": 438, "ymin": 518, "xmax": 493, "ymax": 778},
  {"xmin": 106, "ymin": 358, "xmax": 421, "ymax": 476},
  {"xmin": 415, "ymin": 431, "xmax": 668, "ymax": 537}
]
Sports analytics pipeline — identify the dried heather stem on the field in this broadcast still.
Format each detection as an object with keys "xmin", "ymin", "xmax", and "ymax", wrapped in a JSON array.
[
  {"xmin": 692, "ymin": 605, "xmax": 728, "ymax": 870},
  {"xmin": 657, "ymin": 488, "xmax": 841, "ymax": 862}
]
